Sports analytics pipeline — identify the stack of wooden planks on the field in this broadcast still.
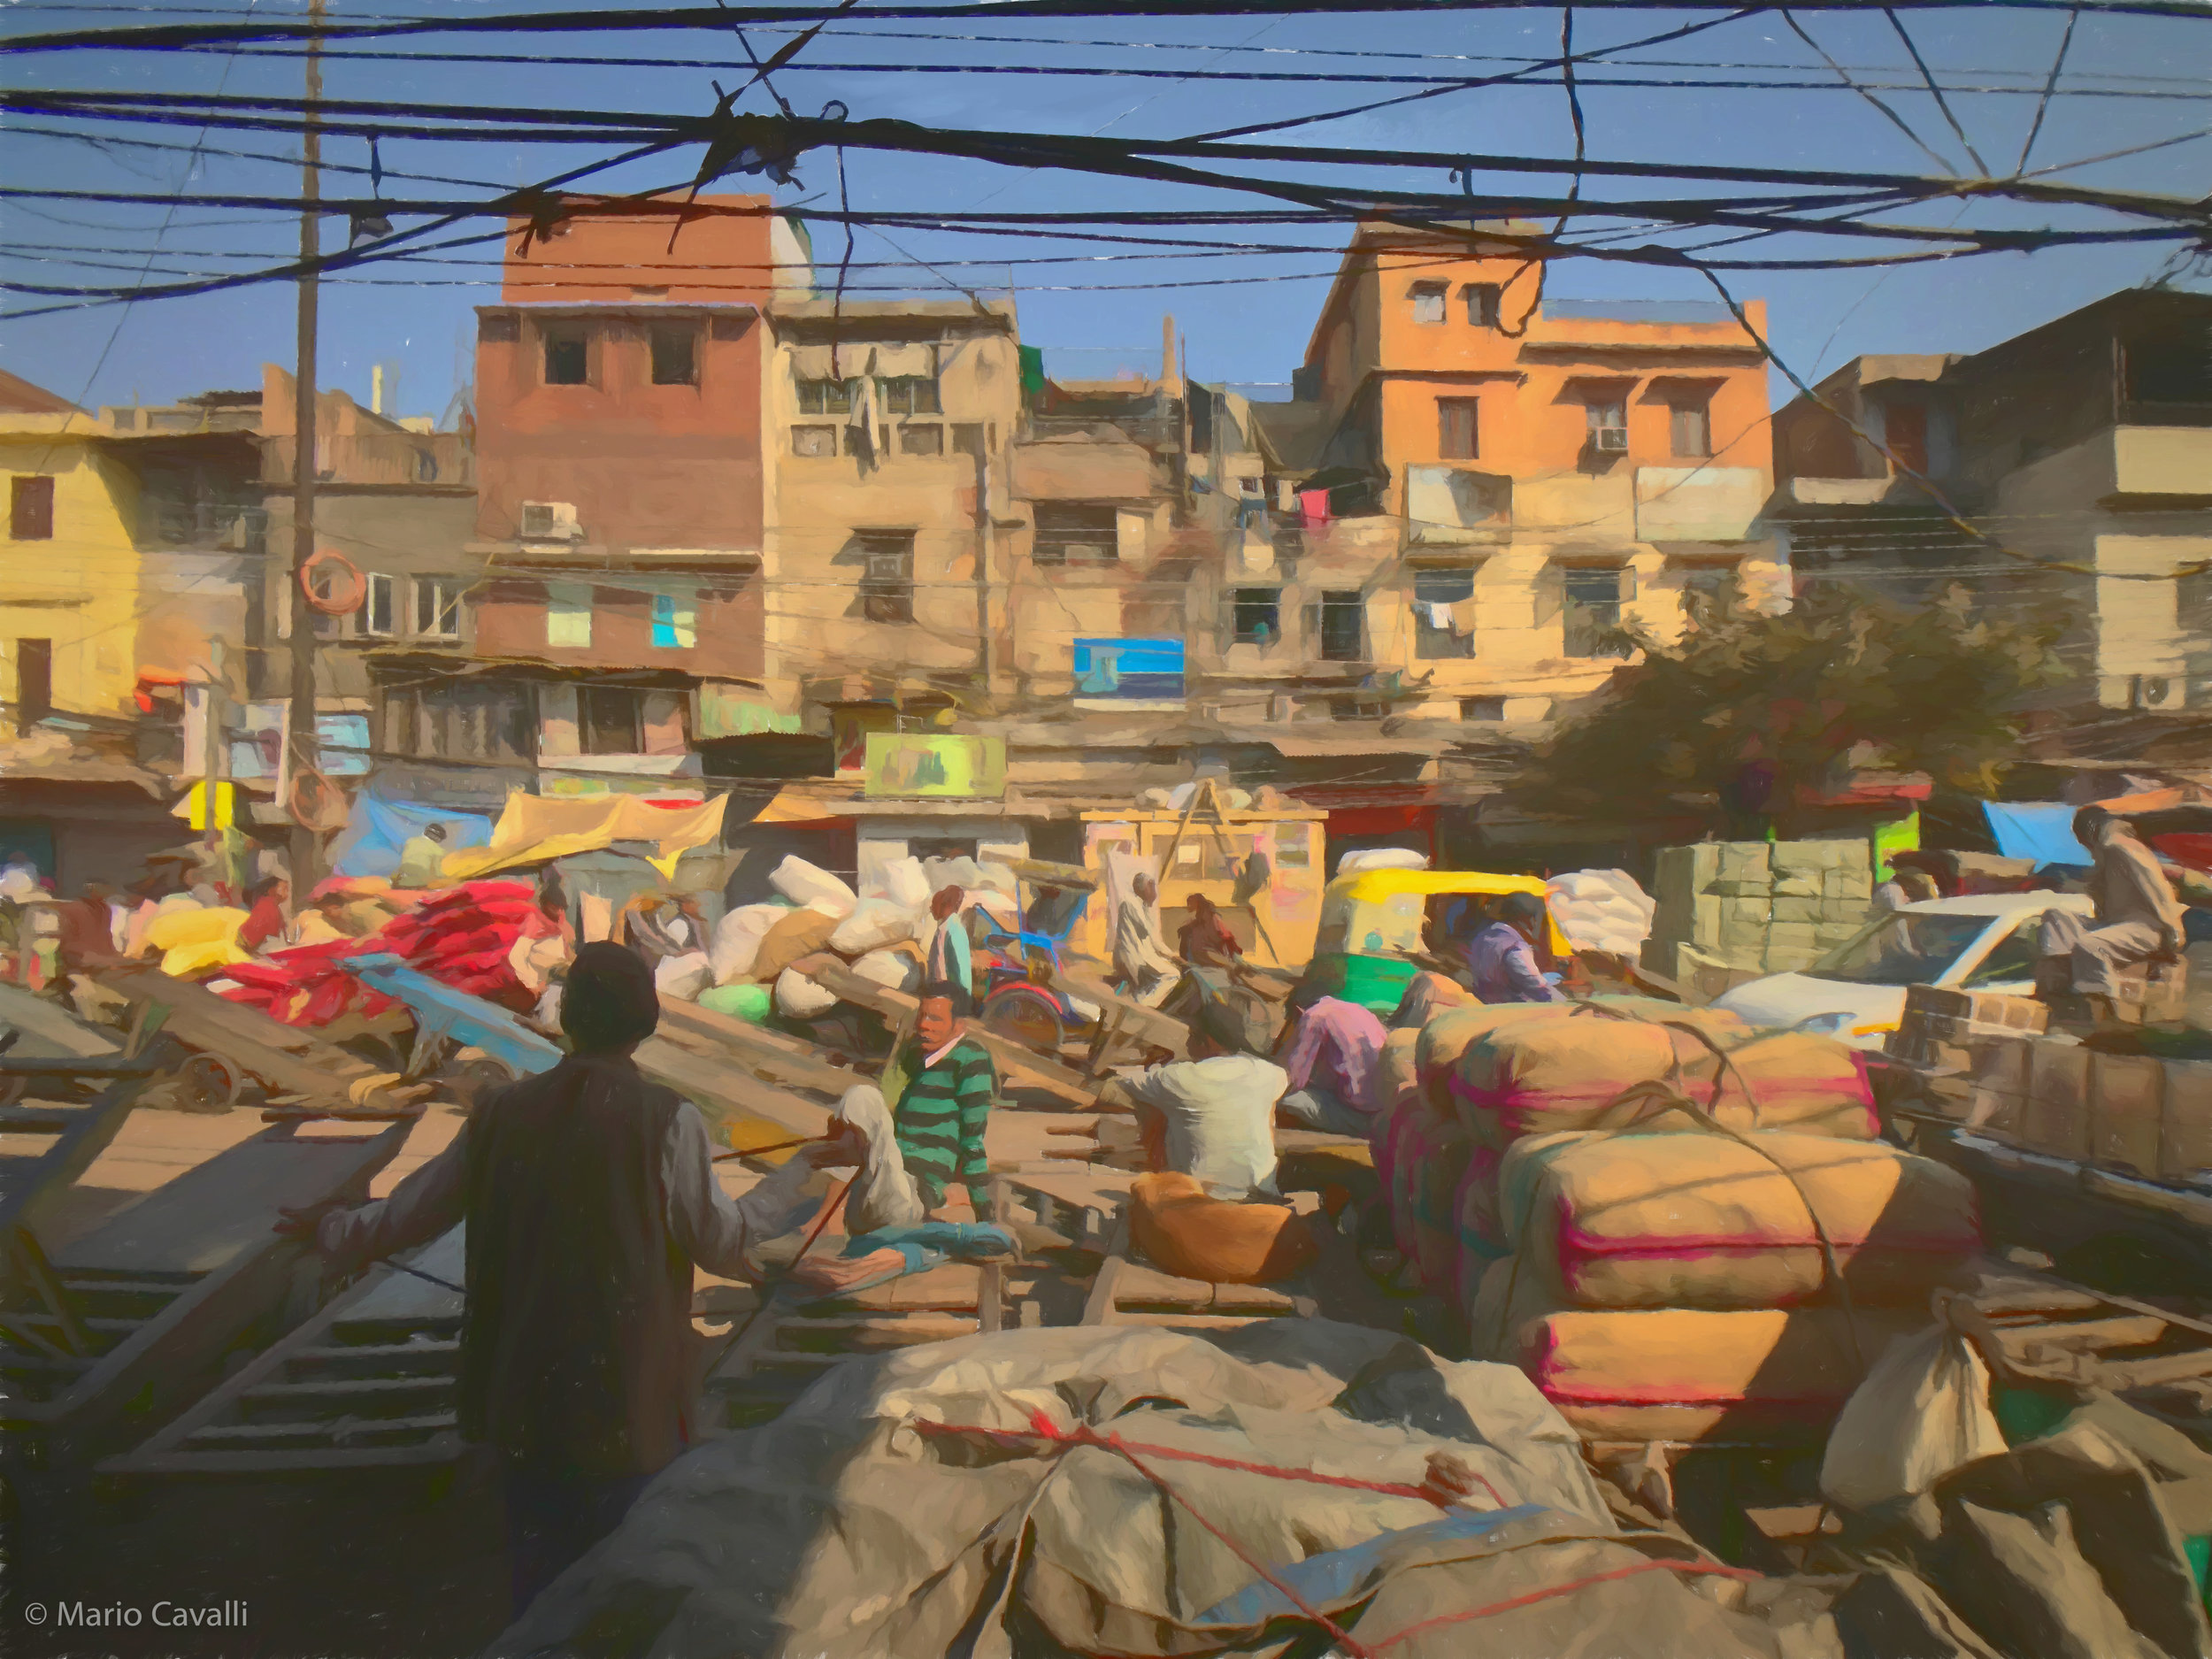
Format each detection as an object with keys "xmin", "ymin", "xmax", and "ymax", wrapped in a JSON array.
[{"xmin": 102, "ymin": 1226, "xmax": 466, "ymax": 1477}]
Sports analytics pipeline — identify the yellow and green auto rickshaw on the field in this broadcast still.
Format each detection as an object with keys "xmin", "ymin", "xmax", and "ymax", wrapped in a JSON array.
[{"xmin": 1301, "ymin": 868, "xmax": 1574, "ymax": 1015}]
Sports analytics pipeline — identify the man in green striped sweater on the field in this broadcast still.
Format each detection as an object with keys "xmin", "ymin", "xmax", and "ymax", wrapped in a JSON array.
[{"xmin": 882, "ymin": 991, "xmax": 998, "ymax": 1217}]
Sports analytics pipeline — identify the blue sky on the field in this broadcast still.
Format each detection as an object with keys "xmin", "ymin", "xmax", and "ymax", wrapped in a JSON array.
[{"xmin": 3, "ymin": 1, "xmax": 2207, "ymax": 419}]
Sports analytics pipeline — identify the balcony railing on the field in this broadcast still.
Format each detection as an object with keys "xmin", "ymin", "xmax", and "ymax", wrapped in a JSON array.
[{"xmin": 142, "ymin": 498, "xmax": 265, "ymax": 551}]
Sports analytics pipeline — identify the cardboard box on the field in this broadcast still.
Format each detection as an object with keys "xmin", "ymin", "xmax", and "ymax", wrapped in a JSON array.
[
  {"xmin": 2089, "ymin": 1051, "xmax": 2163, "ymax": 1176},
  {"xmin": 2160, "ymin": 1060, "xmax": 2212, "ymax": 1178},
  {"xmin": 1967, "ymin": 1037, "xmax": 2031, "ymax": 1138},
  {"xmin": 2024, "ymin": 1041, "xmax": 2091, "ymax": 1162}
]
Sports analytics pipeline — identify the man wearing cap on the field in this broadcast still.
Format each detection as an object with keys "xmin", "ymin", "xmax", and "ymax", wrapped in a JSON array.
[
  {"xmin": 1464, "ymin": 892, "xmax": 1567, "ymax": 1005},
  {"xmin": 1114, "ymin": 872, "xmax": 1180, "ymax": 1008},
  {"xmin": 1108, "ymin": 988, "xmax": 1286, "ymax": 1201},
  {"xmin": 2037, "ymin": 806, "xmax": 2187, "ymax": 1015},
  {"xmin": 278, "ymin": 942, "xmax": 861, "ymax": 1615}
]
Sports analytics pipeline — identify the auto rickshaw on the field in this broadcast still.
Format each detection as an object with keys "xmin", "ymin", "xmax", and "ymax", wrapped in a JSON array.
[{"xmin": 1301, "ymin": 868, "xmax": 1575, "ymax": 1015}]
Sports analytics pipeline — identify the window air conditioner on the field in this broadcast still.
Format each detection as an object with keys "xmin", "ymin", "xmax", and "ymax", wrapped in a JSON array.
[
  {"xmin": 1594, "ymin": 426, "xmax": 1630, "ymax": 454},
  {"xmin": 2134, "ymin": 673, "xmax": 2180, "ymax": 710},
  {"xmin": 518, "ymin": 501, "xmax": 581, "ymax": 541}
]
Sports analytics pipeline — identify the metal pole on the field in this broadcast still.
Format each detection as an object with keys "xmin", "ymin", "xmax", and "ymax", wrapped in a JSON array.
[
  {"xmin": 284, "ymin": 0, "xmax": 324, "ymax": 892},
  {"xmin": 972, "ymin": 443, "xmax": 993, "ymax": 692}
]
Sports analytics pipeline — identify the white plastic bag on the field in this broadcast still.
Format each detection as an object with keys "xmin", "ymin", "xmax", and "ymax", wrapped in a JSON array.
[
  {"xmin": 880, "ymin": 856, "xmax": 932, "ymax": 910},
  {"xmin": 1819, "ymin": 1323, "xmax": 2006, "ymax": 1515},
  {"xmin": 655, "ymin": 950, "xmax": 712, "ymax": 1002},
  {"xmin": 775, "ymin": 964, "xmax": 840, "ymax": 1019},
  {"xmin": 769, "ymin": 856, "xmax": 856, "ymax": 918},
  {"xmin": 829, "ymin": 897, "xmax": 921, "ymax": 957},
  {"xmin": 710, "ymin": 902, "xmax": 787, "ymax": 985},
  {"xmin": 1339, "ymin": 848, "xmax": 1428, "ymax": 875}
]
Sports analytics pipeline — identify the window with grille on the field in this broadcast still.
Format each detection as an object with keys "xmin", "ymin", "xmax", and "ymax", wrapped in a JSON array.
[
  {"xmin": 414, "ymin": 578, "xmax": 462, "ymax": 640},
  {"xmin": 651, "ymin": 592, "xmax": 697, "ymax": 649},
  {"xmin": 580, "ymin": 685, "xmax": 643, "ymax": 756},
  {"xmin": 792, "ymin": 426, "xmax": 839, "ymax": 457},
  {"xmin": 856, "ymin": 530, "xmax": 916, "ymax": 624},
  {"xmin": 1033, "ymin": 503, "xmax": 1119, "ymax": 565},
  {"xmin": 1412, "ymin": 567, "xmax": 1475, "ymax": 660},
  {"xmin": 1669, "ymin": 395, "xmax": 1713, "ymax": 459},
  {"xmin": 359, "ymin": 572, "xmax": 396, "ymax": 637},
  {"xmin": 546, "ymin": 583, "xmax": 592, "ymax": 648},
  {"xmin": 1461, "ymin": 696, "xmax": 1507, "ymax": 722},
  {"xmin": 386, "ymin": 680, "xmax": 534, "ymax": 762},
  {"xmin": 10, "ymin": 476, "xmax": 54, "ymax": 541},
  {"xmin": 1410, "ymin": 282, "xmax": 1448, "ymax": 324},
  {"xmin": 879, "ymin": 376, "xmax": 941, "ymax": 416},
  {"xmin": 1562, "ymin": 565, "xmax": 1635, "ymax": 658},
  {"xmin": 649, "ymin": 323, "xmax": 699, "ymax": 386},
  {"xmin": 1233, "ymin": 588, "xmax": 1280, "ymax": 644},
  {"xmin": 542, "ymin": 326, "xmax": 588, "ymax": 385},
  {"xmin": 1464, "ymin": 283, "xmax": 1503, "ymax": 326},
  {"xmin": 1438, "ymin": 397, "xmax": 1479, "ymax": 461},
  {"xmin": 796, "ymin": 377, "xmax": 855, "ymax": 414},
  {"xmin": 899, "ymin": 423, "xmax": 944, "ymax": 457},
  {"xmin": 1585, "ymin": 397, "xmax": 1629, "ymax": 453},
  {"xmin": 1317, "ymin": 590, "xmax": 1365, "ymax": 661}
]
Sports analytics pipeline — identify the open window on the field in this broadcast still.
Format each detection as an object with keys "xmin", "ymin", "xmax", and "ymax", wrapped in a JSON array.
[
  {"xmin": 1561, "ymin": 565, "xmax": 1635, "ymax": 658},
  {"xmin": 1409, "ymin": 281, "xmax": 1448, "ymax": 325},
  {"xmin": 1232, "ymin": 588, "xmax": 1281, "ymax": 645},
  {"xmin": 855, "ymin": 530, "xmax": 916, "ymax": 624}
]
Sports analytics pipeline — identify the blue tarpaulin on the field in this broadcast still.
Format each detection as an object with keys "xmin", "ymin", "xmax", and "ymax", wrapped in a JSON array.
[
  {"xmin": 1983, "ymin": 802, "xmax": 2091, "ymax": 869},
  {"xmin": 327, "ymin": 788, "xmax": 495, "ymax": 879}
]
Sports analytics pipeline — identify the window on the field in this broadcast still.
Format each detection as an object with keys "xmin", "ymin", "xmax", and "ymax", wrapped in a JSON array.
[
  {"xmin": 580, "ymin": 685, "xmax": 643, "ymax": 757},
  {"xmin": 1461, "ymin": 695, "xmax": 1507, "ymax": 722},
  {"xmin": 1962, "ymin": 918, "xmax": 2040, "ymax": 990},
  {"xmin": 1033, "ymin": 503, "xmax": 1120, "ymax": 565},
  {"xmin": 1233, "ymin": 588, "xmax": 1280, "ymax": 645},
  {"xmin": 951, "ymin": 423, "xmax": 987, "ymax": 459},
  {"xmin": 1409, "ymin": 281, "xmax": 1448, "ymax": 324},
  {"xmin": 542, "ymin": 326, "xmax": 588, "ymax": 385},
  {"xmin": 1669, "ymin": 395, "xmax": 1713, "ymax": 459},
  {"xmin": 792, "ymin": 425, "xmax": 839, "ymax": 457},
  {"xmin": 2124, "ymin": 323, "xmax": 2212, "ymax": 408},
  {"xmin": 384, "ymin": 680, "xmax": 533, "ymax": 763},
  {"xmin": 547, "ymin": 583, "xmax": 592, "ymax": 648},
  {"xmin": 414, "ymin": 578, "xmax": 462, "ymax": 640},
  {"xmin": 1586, "ymin": 398, "xmax": 1629, "ymax": 452},
  {"xmin": 1463, "ymin": 283, "xmax": 1502, "ymax": 327},
  {"xmin": 1438, "ymin": 397, "xmax": 1479, "ymax": 461},
  {"xmin": 360, "ymin": 571, "xmax": 396, "ymax": 637},
  {"xmin": 899, "ymin": 423, "xmax": 944, "ymax": 457},
  {"xmin": 856, "ymin": 530, "xmax": 915, "ymax": 625},
  {"xmin": 1562, "ymin": 565, "xmax": 1635, "ymax": 658},
  {"xmin": 1884, "ymin": 401, "xmax": 1928, "ymax": 474},
  {"xmin": 412, "ymin": 448, "xmax": 440, "ymax": 484},
  {"xmin": 1680, "ymin": 564, "xmax": 1740, "ymax": 622},
  {"xmin": 1412, "ymin": 567, "xmax": 1475, "ymax": 660},
  {"xmin": 796, "ymin": 377, "xmax": 855, "ymax": 414},
  {"xmin": 879, "ymin": 376, "xmax": 941, "ymax": 416},
  {"xmin": 1317, "ymin": 591, "xmax": 1364, "ymax": 661},
  {"xmin": 10, "ymin": 476, "xmax": 53, "ymax": 541},
  {"xmin": 649, "ymin": 323, "xmax": 699, "ymax": 386},
  {"xmin": 16, "ymin": 639, "xmax": 51, "ymax": 723},
  {"xmin": 650, "ymin": 592, "xmax": 697, "ymax": 649}
]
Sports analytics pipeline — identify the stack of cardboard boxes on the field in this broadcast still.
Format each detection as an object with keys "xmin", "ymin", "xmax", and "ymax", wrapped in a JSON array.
[{"xmin": 1642, "ymin": 839, "xmax": 1878, "ymax": 989}]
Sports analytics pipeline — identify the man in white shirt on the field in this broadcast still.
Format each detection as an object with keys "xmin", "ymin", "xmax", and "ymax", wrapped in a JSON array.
[
  {"xmin": 1107, "ymin": 991, "xmax": 1286, "ymax": 1200},
  {"xmin": 1113, "ymin": 872, "xmax": 1180, "ymax": 1008}
]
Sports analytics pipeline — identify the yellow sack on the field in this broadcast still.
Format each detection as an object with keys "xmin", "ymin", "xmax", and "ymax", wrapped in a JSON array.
[
  {"xmin": 1129, "ymin": 1172, "xmax": 1317, "ymax": 1286},
  {"xmin": 1471, "ymin": 1258, "xmax": 1928, "ymax": 1444},
  {"xmin": 145, "ymin": 904, "xmax": 250, "ymax": 979},
  {"xmin": 1499, "ymin": 1131, "xmax": 1978, "ymax": 1310}
]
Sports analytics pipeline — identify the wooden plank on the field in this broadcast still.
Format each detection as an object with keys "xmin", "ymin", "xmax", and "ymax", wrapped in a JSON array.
[
  {"xmin": 1055, "ymin": 969, "xmax": 1189, "ymax": 1056},
  {"xmin": 1080, "ymin": 1217, "xmax": 1132, "ymax": 1327},
  {"xmin": 635, "ymin": 1037, "xmax": 829, "ymax": 1156},
  {"xmin": 188, "ymin": 1412, "xmax": 457, "ymax": 1446},
  {"xmin": 791, "ymin": 954, "xmax": 1099, "ymax": 1106},
  {"xmin": 99, "ymin": 967, "xmax": 388, "ymax": 1107},
  {"xmin": 0, "ymin": 1055, "xmax": 168, "ymax": 1080},
  {"xmin": 657, "ymin": 998, "xmax": 864, "ymax": 1101},
  {"xmin": 0, "ymin": 1067, "xmax": 155, "ymax": 1240},
  {"xmin": 0, "ymin": 981, "xmax": 119, "ymax": 1060},
  {"xmin": 1997, "ymin": 1314, "xmax": 2168, "ymax": 1360},
  {"xmin": 114, "ymin": 1438, "xmax": 466, "ymax": 1476}
]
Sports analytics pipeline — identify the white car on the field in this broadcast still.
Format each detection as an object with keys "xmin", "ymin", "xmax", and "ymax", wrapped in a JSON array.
[{"xmin": 1709, "ymin": 891, "xmax": 2094, "ymax": 1048}]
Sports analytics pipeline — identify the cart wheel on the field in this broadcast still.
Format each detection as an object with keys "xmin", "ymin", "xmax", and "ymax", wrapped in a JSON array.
[
  {"xmin": 178, "ymin": 1053, "xmax": 242, "ymax": 1113},
  {"xmin": 982, "ymin": 986, "xmax": 1065, "ymax": 1056},
  {"xmin": 448, "ymin": 1055, "xmax": 518, "ymax": 1109}
]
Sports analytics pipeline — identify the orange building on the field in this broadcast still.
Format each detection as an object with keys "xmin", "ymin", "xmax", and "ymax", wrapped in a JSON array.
[{"xmin": 1248, "ymin": 222, "xmax": 1784, "ymax": 726}]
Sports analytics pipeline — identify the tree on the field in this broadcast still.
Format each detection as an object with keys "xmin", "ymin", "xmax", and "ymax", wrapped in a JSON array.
[{"xmin": 1525, "ymin": 581, "xmax": 2070, "ymax": 829}]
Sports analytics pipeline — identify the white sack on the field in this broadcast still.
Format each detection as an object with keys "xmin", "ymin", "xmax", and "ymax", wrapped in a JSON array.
[
  {"xmin": 769, "ymin": 855, "xmax": 857, "ymax": 918},
  {"xmin": 881, "ymin": 856, "xmax": 933, "ymax": 910},
  {"xmin": 1820, "ymin": 1321, "xmax": 2006, "ymax": 1515},
  {"xmin": 852, "ymin": 949, "xmax": 921, "ymax": 995},
  {"xmin": 830, "ymin": 897, "xmax": 921, "ymax": 956},
  {"xmin": 710, "ymin": 902, "xmax": 787, "ymax": 985},
  {"xmin": 775, "ymin": 964, "xmax": 840, "ymax": 1018},
  {"xmin": 654, "ymin": 950, "xmax": 712, "ymax": 1002}
]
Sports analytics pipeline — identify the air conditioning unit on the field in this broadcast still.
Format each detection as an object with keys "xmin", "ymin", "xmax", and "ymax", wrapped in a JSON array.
[
  {"xmin": 1594, "ymin": 426, "xmax": 1630, "ymax": 454},
  {"xmin": 2133, "ymin": 673, "xmax": 2181, "ymax": 710},
  {"xmin": 518, "ymin": 500, "xmax": 581, "ymax": 541}
]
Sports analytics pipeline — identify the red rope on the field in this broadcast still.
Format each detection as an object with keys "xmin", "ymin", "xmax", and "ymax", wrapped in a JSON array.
[{"xmin": 1363, "ymin": 1557, "xmax": 1758, "ymax": 1652}]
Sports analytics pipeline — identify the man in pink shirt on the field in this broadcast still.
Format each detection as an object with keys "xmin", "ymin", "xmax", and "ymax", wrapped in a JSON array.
[{"xmin": 1274, "ymin": 987, "xmax": 1386, "ymax": 1135}]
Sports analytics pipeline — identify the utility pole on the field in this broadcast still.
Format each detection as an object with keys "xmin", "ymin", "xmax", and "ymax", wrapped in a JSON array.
[
  {"xmin": 202, "ymin": 639, "xmax": 234, "ymax": 893},
  {"xmin": 972, "ymin": 442, "xmax": 993, "ymax": 695},
  {"xmin": 284, "ymin": 0, "xmax": 324, "ymax": 892}
]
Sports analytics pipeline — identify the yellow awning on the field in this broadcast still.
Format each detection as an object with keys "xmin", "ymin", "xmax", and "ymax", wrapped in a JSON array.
[{"xmin": 442, "ymin": 792, "xmax": 729, "ymax": 880}]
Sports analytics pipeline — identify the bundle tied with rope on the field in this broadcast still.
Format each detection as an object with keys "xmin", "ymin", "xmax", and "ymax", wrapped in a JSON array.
[{"xmin": 1459, "ymin": 1005, "xmax": 1978, "ymax": 1448}]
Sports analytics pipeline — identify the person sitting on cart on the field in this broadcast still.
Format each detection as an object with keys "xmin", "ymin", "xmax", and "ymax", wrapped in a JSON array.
[
  {"xmin": 1115, "ymin": 872, "xmax": 1180, "ymax": 1008},
  {"xmin": 1274, "ymin": 985, "xmax": 1386, "ymax": 1137},
  {"xmin": 1109, "ymin": 988, "xmax": 1285, "ymax": 1201},
  {"xmin": 2036, "ymin": 806, "xmax": 2187, "ymax": 1016},
  {"xmin": 923, "ymin": 884, "xmax": 973, "ymax": 1017},
  {"xmin": 1465, "ymin": 892, "xmax": 1567, "ymax": 1005},
  {"xmin": 880, "ymin": 988, "xmax": 998, "ymax": 1219},
  {"xmin": 1178, "ymin": 893, "xmax": 1243, "ymax": 971}
]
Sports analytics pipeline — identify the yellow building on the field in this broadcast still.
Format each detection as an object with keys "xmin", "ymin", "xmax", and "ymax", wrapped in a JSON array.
[{"xmin": 0, "ymin": 370, "xmax": 258, "ymax": 733}]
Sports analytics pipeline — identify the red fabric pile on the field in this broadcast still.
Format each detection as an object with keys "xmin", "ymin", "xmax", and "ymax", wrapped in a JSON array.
[{"xmin": 219, "ymin": 880, "xmax": 552, "ymax": 1027}]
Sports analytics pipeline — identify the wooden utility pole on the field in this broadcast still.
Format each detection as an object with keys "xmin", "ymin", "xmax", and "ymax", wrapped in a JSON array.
[
  {"xmin": 284, "ymin": 0, "xmax": 325, "ymax": 890},
  {"xmin": 972, "ymin": 443, "xmax": 993, "ymax": 692}
]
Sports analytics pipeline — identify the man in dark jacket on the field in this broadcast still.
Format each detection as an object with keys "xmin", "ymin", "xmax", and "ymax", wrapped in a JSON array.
[{"xmin": 280, "ymin": 942, "xmax": 856, "ymax": 1614}]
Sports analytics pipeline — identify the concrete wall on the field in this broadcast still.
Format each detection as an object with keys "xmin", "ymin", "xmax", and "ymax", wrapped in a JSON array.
[{"xmin": 475, "ymin": 573, "xmax": 764, "ymax": 682}]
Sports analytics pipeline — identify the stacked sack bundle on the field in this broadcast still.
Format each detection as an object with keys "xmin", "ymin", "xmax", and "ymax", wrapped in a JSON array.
[
  {"xmin": 1543, "ymin": 869, "xmax": 1657, "ymax": 961},
  {"xmin": 1431, "ymin": 1003, "xmax": 1977, "ymax": 1446}
]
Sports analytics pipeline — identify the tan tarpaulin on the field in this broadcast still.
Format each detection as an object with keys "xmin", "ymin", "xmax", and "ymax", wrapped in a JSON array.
[{"xmin": 442, "ymin": 792, "xmax": 727, "ymax": 880}]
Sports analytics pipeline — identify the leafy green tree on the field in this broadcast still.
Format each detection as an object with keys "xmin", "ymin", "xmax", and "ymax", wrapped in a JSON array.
[{"xmin": 1527, "ymin": 580, "xmax": 2070, "ymax": 830}]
